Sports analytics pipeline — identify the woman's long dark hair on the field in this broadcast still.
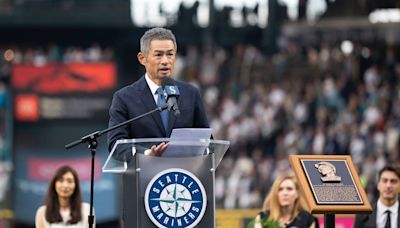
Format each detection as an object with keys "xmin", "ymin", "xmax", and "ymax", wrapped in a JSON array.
[{"xmin": 44, "ymin": 165, "xmax": 82, "ymax": 224}]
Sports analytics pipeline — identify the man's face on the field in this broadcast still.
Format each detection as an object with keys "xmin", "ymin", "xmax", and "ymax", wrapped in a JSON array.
[
  {"xmin": 138, "ymin": 39, "xmax": 176, "ymax": 85},
  {"xmin": 319, "ymin": 165, "xmax": 333, "ymax": 176},
  {"xmin": 378, "ymin": 171, "xmax": 400, "ymax": 202}
]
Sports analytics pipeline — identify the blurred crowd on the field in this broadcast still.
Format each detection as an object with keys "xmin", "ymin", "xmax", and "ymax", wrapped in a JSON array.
[
  {"xmin": 173, "ymin": 38, "xmax": 400, "ymax": 209},
  {"xmin": 1, "ymin": 43, "xmax": 113, "ymax": 68},
  {"xmin": 1, "ymin": 37, "xmax": 400, "ymax": 210}
]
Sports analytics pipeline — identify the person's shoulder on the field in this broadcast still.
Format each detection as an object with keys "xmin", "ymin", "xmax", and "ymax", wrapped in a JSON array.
[
  {"xmin": 298, "ymin": 210, "xmax": 315, "ymax": 219},
  {"xmin": 35, "ymin": 206, "xmax": 46, "ymax": 220},
  {"xmin": 82, "ymin": 202, "xmax": 95, "ymax": 212},
  {"xmin": 295, "ymin": 210, "xmax": 316, "ymax": 225},
  {"xmin": 258, "ymin": 210, "xmax": 270, "ymax": 219},
  {"xmin": 174, "ymin": 79, "xmax": 199, "ymax": 93},
  {"xmin": 353, "ymin": 211, "xmax": 374, "ymax": 228},
  {"xmin": 36, "ymin": 205, "xmax": 46, "ymax": 213},
  {"xmin": 298, "ymin": 210, "xmax": 312, "ymax": 217},
  {"xmin": 354, "ymin": 211, "xmax": 373, "ymax": 221},
  {"xmin": 114, "ymin": 76, "xmax": 145, "ymax": 95},
  {"xmin": 35, "ymin": 205, "xmax": 47, "ymax": 227},
  {"xmin": 82, "ymin": 202, "xmax": 91, "ymax": 209},
  {"xmin": 113, "ymin": 84, "xmax": 132, "ymax": 97}
]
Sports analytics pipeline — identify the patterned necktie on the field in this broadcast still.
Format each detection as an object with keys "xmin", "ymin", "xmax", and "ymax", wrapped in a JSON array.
[
  {"xmin": 385, "ymin": 210, "xmax": 391, "ymax": 228},
  {"xmin": 156, "ymin": 87, "xmax": 169, "ymax": 131}
]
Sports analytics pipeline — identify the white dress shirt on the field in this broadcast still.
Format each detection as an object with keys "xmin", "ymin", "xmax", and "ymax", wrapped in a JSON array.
[
  {"xmin": 145, "ymin": 74, "xmax": 161, "ymax": 103},
  {"xmin": 377, "ymin": 199, "xmax": 398, "ymax": 228},
  {"xmin": 144, "ymin": 74, "xmax": 162, "ymax": 156}
]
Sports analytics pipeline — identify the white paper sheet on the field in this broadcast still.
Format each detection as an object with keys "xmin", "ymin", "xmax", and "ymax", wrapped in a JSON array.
[{"xmin": 162, "ymin": 128, "xmax": 212, "ymax": 157}]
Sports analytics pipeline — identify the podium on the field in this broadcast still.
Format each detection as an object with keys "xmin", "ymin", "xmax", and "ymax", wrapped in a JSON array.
[{"xmin": 103, "ymin": 138, "xmax": 229, "ymax": 228}]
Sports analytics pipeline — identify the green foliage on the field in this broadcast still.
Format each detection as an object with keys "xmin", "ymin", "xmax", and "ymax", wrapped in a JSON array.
[{"xmin": 247, "ymin": 218, "xmax": 280, "ymax": 228}]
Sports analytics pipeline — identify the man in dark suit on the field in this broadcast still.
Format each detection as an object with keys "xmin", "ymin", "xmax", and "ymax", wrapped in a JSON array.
[
  {"xmin": 354, "ymin": 165, "xmax": 400, "ymax": 228},
  {"xmin": 107, "ymin": 27, "xmax": 209, "ymax": 160},
  {"xmin": 107, "ymin": 28, "xmax": 210, "ymax": 227}
]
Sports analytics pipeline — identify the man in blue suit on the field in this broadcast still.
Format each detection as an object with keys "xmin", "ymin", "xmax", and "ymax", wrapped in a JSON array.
[
  {"xmin": 107, "ymin": 27, "xmax": 209, "ymax": 159},
  {"xmin": 354, "ymin": 165, "xmax": 400, "ymax": 228}
]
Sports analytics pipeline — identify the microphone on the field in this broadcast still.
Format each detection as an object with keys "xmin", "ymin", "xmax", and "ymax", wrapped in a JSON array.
[{"xmin": 161, "ymin": 77, "xmax": 180, "ymax": 116}]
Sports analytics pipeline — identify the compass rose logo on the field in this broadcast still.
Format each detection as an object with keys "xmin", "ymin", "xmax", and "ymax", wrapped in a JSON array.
[{"xmin": 144, "ymin": 168, "xmax": 207, "ymax": 228}]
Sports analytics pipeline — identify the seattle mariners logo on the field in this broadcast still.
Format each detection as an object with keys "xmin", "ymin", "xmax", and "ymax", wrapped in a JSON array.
[{"xmin": 145, "ymin": 168, "xmax": 207, "ymax": 228}]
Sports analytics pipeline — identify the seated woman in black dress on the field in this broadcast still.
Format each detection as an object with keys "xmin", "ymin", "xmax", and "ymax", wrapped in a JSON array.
[{"xmin": 254, "ymin": 172, "xmax": 318, "ymax": 228}]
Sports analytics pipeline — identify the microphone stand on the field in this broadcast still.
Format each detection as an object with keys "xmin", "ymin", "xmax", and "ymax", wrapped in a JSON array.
[{"xmin": 64, "ymin": 104, "xmax": 169, "ymax": 228}]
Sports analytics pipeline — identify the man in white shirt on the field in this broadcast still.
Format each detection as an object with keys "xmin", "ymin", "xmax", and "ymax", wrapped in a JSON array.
[{"xmin": 354, "ymin": 165, "xmax": 400, "ymax": 228}]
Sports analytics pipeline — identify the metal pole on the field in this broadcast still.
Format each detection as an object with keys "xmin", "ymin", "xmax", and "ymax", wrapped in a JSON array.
[
  {"xmin": 324, "ymin": 213, "xmax": 335, "ymax": 228},
  {"xmin": 87, "ymin": 139, "xmax": 97, "ymax": 228}
]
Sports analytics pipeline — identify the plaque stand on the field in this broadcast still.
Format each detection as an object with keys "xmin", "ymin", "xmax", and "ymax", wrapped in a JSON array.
[
  {"xmin": 324, "ymin": 213, "xmax": 334, "ymax": 228},
  {"xmin": 289, "ymin": 155, "xmax": 372, "ymax": 228}
]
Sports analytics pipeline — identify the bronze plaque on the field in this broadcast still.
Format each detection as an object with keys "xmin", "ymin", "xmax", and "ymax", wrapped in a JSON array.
[{"xmin": 301, "ymin": 159, "xmax": 363, "ymax": 205}]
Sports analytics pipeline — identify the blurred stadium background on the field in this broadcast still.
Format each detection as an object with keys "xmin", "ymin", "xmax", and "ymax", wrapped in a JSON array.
[{"xmin": 1, "ymin": 0, "xmax": 400, "ymax": 227}]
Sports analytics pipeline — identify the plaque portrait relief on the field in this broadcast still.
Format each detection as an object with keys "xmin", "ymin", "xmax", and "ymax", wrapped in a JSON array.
[
  {"xmin": 300, "ymin": 159, "xmax": 363, "ymax": 204},
  {"xmin": 314, "ymin": 161, "xmax": 341, "ymax": 183},
  {"xmin": 289, "ymin": 155, "xmax": 373, "ymax": 214}
]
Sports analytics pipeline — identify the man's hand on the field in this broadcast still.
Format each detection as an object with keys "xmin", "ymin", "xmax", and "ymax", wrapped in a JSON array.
[{"xmin": 144, "ymin": 142, "xmax": 169, "ymax": 156}]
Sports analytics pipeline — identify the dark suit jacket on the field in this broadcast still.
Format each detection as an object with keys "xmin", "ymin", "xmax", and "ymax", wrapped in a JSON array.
[
  {"xmin": 354, "ymin": 199, "xmax": 400, "ymax": 228},
  {"xmin": 107, "ymin": 76, "xmax": 209, "ymax": 159}
]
